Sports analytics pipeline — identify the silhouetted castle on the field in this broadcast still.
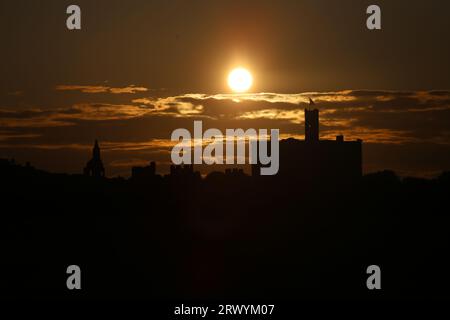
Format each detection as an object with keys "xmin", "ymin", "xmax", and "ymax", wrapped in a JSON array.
[
  {"xmin": 83, "ymin": 140, "xmax": 105, "ymax": 178},
  {"xmin": 253, "ymin": 99, "xmax": 362, "ymax": 183}
]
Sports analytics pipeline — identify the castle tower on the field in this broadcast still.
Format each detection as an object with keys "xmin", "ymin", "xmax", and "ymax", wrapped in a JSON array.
[
  {"xmin": 305, "ymin": 98, "xmax": 319, "ymax": 142},
  {"xmin": 83, "ymin": 140, "xmax": 105, "ymax": 178}
]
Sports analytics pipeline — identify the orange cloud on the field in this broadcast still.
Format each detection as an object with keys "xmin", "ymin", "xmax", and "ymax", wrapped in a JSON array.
[
  {"xmin": 0, "ymin": 103, "xmax": 151, "ymax": 128},
  {"xmin": 56, "ymin": 84, "xmax": 148, "ymax": 94},
  {"xmin": 55, "ymin": 85, "xmax": 109, "ymax": 93}
]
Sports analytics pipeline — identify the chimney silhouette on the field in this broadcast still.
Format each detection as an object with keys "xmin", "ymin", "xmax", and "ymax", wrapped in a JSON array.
[{"xmin": 305, "ymin": 98, "xmax": 319, "ymax": 142}]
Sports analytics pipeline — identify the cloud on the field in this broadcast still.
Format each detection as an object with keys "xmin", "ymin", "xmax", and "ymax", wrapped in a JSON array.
[
  {"xmin": 131, "ymin": 98, "xmax": 153, "ymax": 105},
  {"xmin": 0, "ymin": 139, "xmax": 176, "ymax": 154},
  {"xmin": 68, "ymin": 103, "xmax": 150, "ymax": 120},
  {"xmin": 0, "ymin": 108, "xmax": 74, "ymax": 128},
  {"xmin": 0, "ymin": 103, "xmax": 152, "ymax": 128},
  {"xmin": 56, "ymin": 85, "xmax": 109, "ymax": 93},
  {"xmin": 126, "ymin": 89, "xmax": 450, "ymax": 131},
  {"xmin": 56, "ymin": 84, "xmax": 148, "ymax": 94},
  {"xmin": 132, "ymin": 96, "xmax": 208, "ymax": 117},
  {"xmin": 0, "ymin": 131, "xmax": 41, "ymax": 141},
  {"xmin": 174, "ymin": 91, "xmax": 357, "ymax": 105},
  {"xmin": 109, "ymin": 86, "xmax": 148, "ymax": 94},
  {"xmin": 163, "ymin": 90, "xmax": 450, "ymax": 114},
  {"xmin": 236, "ymin": 109, "xmax": 304, "ymax": 123},
  {"xmin": 3, "ymin": 90, "xmax": 450, "ymax": 147},
  {"xmin": 1, "ymin": 89, "xmax": 450, "ymax": 178}
]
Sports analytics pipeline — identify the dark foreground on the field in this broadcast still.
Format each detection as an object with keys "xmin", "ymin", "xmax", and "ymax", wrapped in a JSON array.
[{"xmin": 1, "ymin": 161, "xmax": 449, "ymax": 301}]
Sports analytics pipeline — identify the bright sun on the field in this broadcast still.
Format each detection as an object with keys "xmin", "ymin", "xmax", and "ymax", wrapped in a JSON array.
[{"xmin": 228, "ymin": 68, "xmax": 253, "ymax": 93}]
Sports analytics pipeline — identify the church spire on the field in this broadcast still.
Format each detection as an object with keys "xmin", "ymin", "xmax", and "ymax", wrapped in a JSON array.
[
  {"xmin": 84, "ymin": 139, "xmax": 105, "ymax": 178},
  {"xmin": 93, "ymin": 139, "xmax": 101, "ymax": 160}
]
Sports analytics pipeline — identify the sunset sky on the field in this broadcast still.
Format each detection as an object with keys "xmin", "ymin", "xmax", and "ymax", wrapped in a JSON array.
[{"xmin": 1, "ymin": 0, "xmax": 450, "ymax": 177}]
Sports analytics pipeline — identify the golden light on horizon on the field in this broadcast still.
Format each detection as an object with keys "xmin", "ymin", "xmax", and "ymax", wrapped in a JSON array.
[{"xmin": 227, "ymin": 68, "xmax": 253, "ymax": 93}]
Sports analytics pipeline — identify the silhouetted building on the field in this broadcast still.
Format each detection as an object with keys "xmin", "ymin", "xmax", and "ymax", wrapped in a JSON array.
[
  {"xmin": 277, "ymin": 135, "xmax": 362, "ymax": 183},
  {"xmin": 253, "ymin": 99, "xmax": 362, "ymax": 183},
  {"xmin": 169, "ymin": 164, "xmax": 193, "ymax": 176},
  {"xmin": 131, "ymin": 161, "xmax": 156, "ymax": 181},
  {"xmin": 305, "ymin": 98, "xmax": 319, "ymax": 142},
  {"xmin": 166, "ymin": 164, "xmax": 201, "ymax": 188},
  {"xmin": 83, "ymin": 140, "xmax": 105, "ymax": 178}
]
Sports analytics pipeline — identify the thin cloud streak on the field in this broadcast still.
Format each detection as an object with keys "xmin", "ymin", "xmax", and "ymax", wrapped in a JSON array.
[{"xmin": 56, "ymin": 84, "xmax": 148, "ymax": 94}]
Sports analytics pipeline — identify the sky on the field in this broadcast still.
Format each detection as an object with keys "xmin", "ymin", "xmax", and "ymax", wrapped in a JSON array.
[{"xmin": 1, "ymin": 0, "xmax": 450, "ymax": 177}]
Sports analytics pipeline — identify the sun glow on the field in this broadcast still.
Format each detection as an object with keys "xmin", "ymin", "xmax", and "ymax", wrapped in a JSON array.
[{"xmin": 228, "ymin": 68, "xmax": 253, "ymax": 93}]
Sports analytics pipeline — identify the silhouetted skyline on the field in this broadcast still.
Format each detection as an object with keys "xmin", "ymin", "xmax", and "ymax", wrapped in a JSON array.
[{"xmin": 2, "ymin": 134, "xmax": 449, "ymax": 300}]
